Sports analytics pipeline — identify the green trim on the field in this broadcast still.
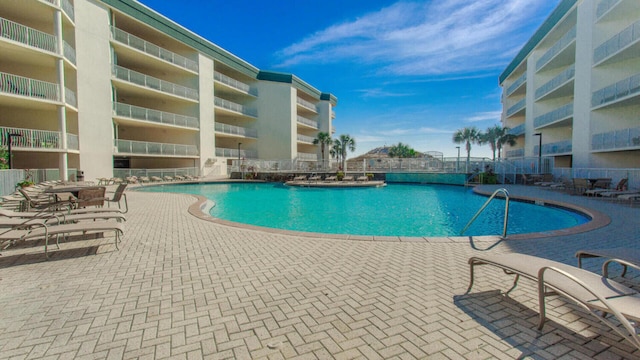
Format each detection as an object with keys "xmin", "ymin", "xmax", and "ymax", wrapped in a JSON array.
[
  {"xmin": 102, "ymin": 0, "xmax": 259, "ymax": 77},
  {"xmin": 259, "ymin": 71, "xmax": 335, "ymax": 101},
  {"xmin": 499, "ymin": 0, "xmax": 577, "ymax": 84},
  {"xmin": 257, "ymin": 71, "xmax": 293, "ymax": 84},
  {"xmin": 320, "ymin": 93, "xmax": 337, "ymax": 105}
]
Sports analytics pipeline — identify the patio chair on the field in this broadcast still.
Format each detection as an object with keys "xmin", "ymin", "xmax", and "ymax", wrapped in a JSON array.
[
  {"xmin": 357, "ymin": 176, "xmax": 369, "ymax": 182},
  {"xmin": 576, "ymin": 247, "xmax": 640, "ymax": 278},
  {"xmin": 324, "ymin": 176, "xmax": 337, "ymax": 182},
  {"xmin": 584, "ymin": 178, "xmax": 625, "ymax": 197},
  {"xmin": 150, "ymin": 176, "xmax": 163, "ymax": 182},
  {"xmin": 466, "ymin": 253, "xmax": 640, "ymax": 350},
  {"xmin": 342, "ymin": 175, "xmax": 354, "ymax": 182},
  {"xmin": 572, "ymin": 178, "xmax": 590, "ymax": 195},
  {"xmin": 18, "ymin": 188, "xmax": 73, "ymax": 211},
  {"xmin": 163, "ymin": 176, "xmax": 174, "ymax": 182},
  {"xmin": 103, "ymin": 183, "xmax": 128, "ymax": 213}
]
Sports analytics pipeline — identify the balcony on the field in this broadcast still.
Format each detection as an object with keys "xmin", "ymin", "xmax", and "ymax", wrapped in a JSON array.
[
  {"xmin": 296, "ymin": 97, "xmax": 317, "ymax": 112},
  {"xmin": 298, "ymin": 152, "xmax": 317, "ymax": 161},
  {"xmin": 297, "ymin": 134, "xmax": 315, "ymax": 144},
  {"xmin": 506, "ymin": 98, "xmax": 526, "ymax": 117},
  {"xmin": 0, "ymin": 17, "xmax": 57, "ymax": 53},
  {"xmin": 65, "ymin": 87, "xmax": 76, "ymax": 107},
  {"xmin": 506, "ymin": 148, "xmax": 524, "ymax": 158},
  {"xmin": 214, "ymin": 71, "xmax": 256, "ymax": 96},
  {"xmin": 535, "ymin": 65, "xmax": 575, "ymax": 100},
  {"xmin": 591, "ymin": 127, "xmax": 640, "ymax": 151},
  {"xmin": 593, "ymin": 19, "xmax": 640, "ymax": 65},
  {"xmin": 0, "ymin": 72, "xmax": 60, "ymax": 102},
  {"xmin": 42, "ymin": 0, "xmax": 75, "ymax": 21},
  {"xmin": 214, "ymin": 96, "xmax": 257, "ymax": 117},
  {"xmin": 63, "ymin": 40, "xmax": 76, "ymax": 64},
  {"xmin": 113, "ymin": 102, "xmax": 199, "ymax": 129},
  {"xmin": 534, "ymin": 103, "xmax": 573, "ymax": 129},
  {"xmin": 114, "ymin": 139, "xmax": 198, "ymax": 157},
  {"xmin": 112, "ymin": 65, "xmax": 199, "ymax": 101},
  {"xmin": 506, "ymin": 72, "xmax": 526, "ymax": 96},
  {"xmin": 215, "ymin": 147, "xmax": 257, "ymax": 159},
  {"xmin": 536, "ymin": 26, "xmax": 576, "ymax": 72},
  {"xmin": 534, "ymin": 140, "xmax": 572, "ymax": 156},
  {"xmin": 296, "ymin": 115, "xmax": 318, "ymax": 129},
  {"xmin": 0, "ymin": 126, "xmax": 78, "ymax": 151},
  {"xmin": 508, "ymin": 124, "xmax": 525, "ymax": 137},
  {"xmin": 596, "ymin": 0, "xmax": 623, "ymax": 21},
  {"xmin": 111, "ymin": 27, "xmax": 198, "ymax": 72},
  {"xmin": 591, "ymin": 73, "xmax": 640, "ymax": 108},
  {"xmin": 214, "ymin": 123, "xmax": 257, "ymax": 138}
]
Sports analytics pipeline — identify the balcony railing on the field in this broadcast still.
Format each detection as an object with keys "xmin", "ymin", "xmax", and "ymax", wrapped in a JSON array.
[
  {"xmin": 535, "ymin": 65, "xmax": 575, "ymax": 100},
  {"xmin": 296, "ymin": 115, "xmax": 318, "ymax": 129},
  {"xmin": 296, "ymin": 97, "xmax": 317, "ymax": 112},
  {"xmin": 297, "ymin": 134, "xmax": 315, "ymax": 143},
  {"xmin": 214, "ymin": 96, "xmax": 257, "ymax": 117},
  {"xmin": 591, "ymin": 127, "xmax": 640, "ymax": 151},
  {"xmin": 534, "ymin": 103, "xmax": 573, "ymax": 128},
  {"xmin": 111, "ymin": 27, "xmax": 198, "ymax": 72},
  {"xmin": 214, "ymin": 123, "xmax": 257, "ymax": 138},
  {"xmin": 112, "ymin": 65, "xmax": 199, "ymax": 101},
  {"xmin": 536, "ymin": 26, "xmax": 576, "ymax": 71},
  {"xmin": 65, "ymin": 87, "xmax": 76, "ymax": 107},
  {"xmin": 507, "ymin": 124, "xmax": 525, "ymax": 136},
  {"xmin": 113, "ymin": 102, "xmax": 199, "ymax": 129},
  {"xmin": 594, "ymin": 20, "xmax": 640, "ymax": 64},
  {"xmin": 62, "ymin": 40, "xmax": 76, "ymax": 64},
  {"xmin": 114, "ymin": 139, "xmax": 198, "ymax": 157},
  {"xmin": 298, "ymin": 152, "xmax": 317, "ymax": 161},
  {"xmin": 0, "ymin": 126, "xmax": 78, "ymax": 150},
  {"xmin": 591, "ymin": 73, "xmax": 640, "ymax": 107},
  {"xmin": 534, "ymin": 140, "xmax": 572, "ymax": 156},
  {"xmin": 113, "ymin": 167, "xmax": 199, "ymax": 179},
  {"xmin": 596, "ymin": 0, "xmax": 622, "ymax": 20},
  {"xmin": 215, "ymin": 147, "xmax": 257, "ymax": 159},
  {"xmin": 506, "ymin": 98, "xmax": 526, "ymax": 117},
  {"xmin": 506, "ymin": 148, "xmax": 524, "ymax": 158},
  {"xmin": 506, "ymin": 72, "xmax": 527, "ymax": 96},
  {"xmin": 0, "ymin": 17, "xmax": 57, "ymax": 53},
  {"xmin": 214, "ymin": 71, "xmax": 256, "ymax": 96},
  {"xmin": 0, "ymin": 72, "xmax": 60, "ymax": 101}
]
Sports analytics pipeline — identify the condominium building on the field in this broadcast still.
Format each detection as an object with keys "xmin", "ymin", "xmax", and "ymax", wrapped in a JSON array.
[
  {"xmin": 0, "ymin": 0, "xmax": 337, "ymax": 181},
  {"xmin": 500, "ymin": 0, "xmax": 639, "ymax": 169}
]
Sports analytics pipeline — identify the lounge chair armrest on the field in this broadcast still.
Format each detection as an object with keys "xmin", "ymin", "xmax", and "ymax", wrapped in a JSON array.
[{"xmin": 603, "ymin": 258, "xmax": 640, "ymax": 278}]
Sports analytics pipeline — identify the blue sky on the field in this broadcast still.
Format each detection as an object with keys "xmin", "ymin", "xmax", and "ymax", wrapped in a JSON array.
[{"xmin": 138, "ymin": 0, "xmax": 561, "ymax": 158}]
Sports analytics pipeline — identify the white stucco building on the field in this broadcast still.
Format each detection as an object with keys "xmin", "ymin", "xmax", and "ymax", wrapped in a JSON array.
[
  {"xmin": 500, "ymin": 0, "xmax": 639, "ymax": 170},
  {"xmin": 0, "ymin": 0, "xmax": 337, "ymax": 181}
]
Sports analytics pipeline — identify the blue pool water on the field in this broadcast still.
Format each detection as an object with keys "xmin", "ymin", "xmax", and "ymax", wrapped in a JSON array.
[{"xmin": 139, "ymin": 183, "xmax": 589, "ymax": 237}]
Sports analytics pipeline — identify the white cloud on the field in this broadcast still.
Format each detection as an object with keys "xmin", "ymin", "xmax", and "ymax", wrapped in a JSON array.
[
  {"xmin": 464, "ymin": 111, "xmax": 502, "ymax": 122},
  {"xmin": 276, "ymin": 0, "xmax": 552, "ymax": 76},
  {"xmin": 356, "ymin": 88, "xmax": 414, "ymax": 98}
]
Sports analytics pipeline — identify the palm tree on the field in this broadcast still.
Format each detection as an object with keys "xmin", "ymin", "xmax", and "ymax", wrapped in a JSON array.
[
  {"xmin": 496, "ymin": 127, "xmax": 517, "ymax": 159},
  {"xmin": 312, "ymin": 132, "xmax": 333, "ymax": 164},
  {"xmin": 388, "ymin": 142, "xmax": 417, "ymax": 158},
  {"xmin": 336, "ymin": 134, "xmax": 356, "ymax": 170},
  {"xmin": 452, "ymin": 126, "xmax": 481, "ymax": 171},
  {"xmin": 480, "ymin": 125, "xmax": 501, "ymax": 161}
]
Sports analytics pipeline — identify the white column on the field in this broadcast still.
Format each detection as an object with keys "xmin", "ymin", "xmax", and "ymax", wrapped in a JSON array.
[{"xmin": 54, "ymin": 9, "xmax": 68, "ymax": 181}]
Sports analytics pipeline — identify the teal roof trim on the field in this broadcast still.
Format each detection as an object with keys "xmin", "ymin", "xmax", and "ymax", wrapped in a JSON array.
[
  {"xmin": 258, "ymin": 71, "xmax": 331, "ymax": 100},
  {"xmin": 102, "ymin": 0, "xmax": 259, "ymax": 77},
  {"xmin": 499, "ymin": 0, "xmax": 577, "ymax": 84},
  {"xmin": 320, "ymin": 93, "xmax": 337, "ymax": 105}
]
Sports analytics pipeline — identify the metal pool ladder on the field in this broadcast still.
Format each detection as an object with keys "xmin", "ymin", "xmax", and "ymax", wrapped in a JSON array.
[{"xmin": 460, "ymin": 188, "xmax": 510, "ymax": 238}]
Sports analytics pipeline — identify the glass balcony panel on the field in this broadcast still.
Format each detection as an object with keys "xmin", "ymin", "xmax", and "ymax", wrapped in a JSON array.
[
  {"xmin": 508, "ymin": 124, "xmax": 525, "ymax": 136},
  {"xmin": 594, "ymin": 20, "xmax": 640, "ymax": 64},
  {"xmin": 214, "ymin": 71, "xmax": 255, "ymax": 95},
  {"xmin": 597, "ymin": 0, "xmax": 622, "ymax": 20},
  {"xmin": 63, "ymin": 41, "xmax": 76, "ymax": 64},
  {"xmin": 215, "ymin": 147, "xmax": 257, "ymax": 159},
  {"xmin": 296, "ymin": 97, "xmax": 317, "ymax": 112},
  {"xmin": 214, "ymin": 97, "xmax": 257, "ymax": 117},
  {"xmin": 61, "ymin": 0, "xmax": 75, "ymax": 21},
  {"xmin": 506, "ymin": 99, "xmax": 525, "ymax": 117},
  {"xmin": 506, "ymin": 72, "xmax": 526, "ymax": 96},
  {"xmin": 534, "ymin": 103, "xmax": 573, "ymax": 128},
  {"xmin": 296, "ymin": 115, "xmax": 318, "ymax": 128},
  {"xmin": 214, "ymin": 123, "xmax": 257, "ymax": 138},
  {"xmin": 536, "ymin": 26, "xmax": 576, "ymax": 71},
  {"xmin": 592, "ymin": 127, "xmax": 640, "ymax": 151},
  {"xmin": 115, "ymin": 139, "xmax": 198, "ymax": 156},
  {"xmin": 64, "ymin": 87, "xmax": 76, "ymax": 107},
  {"xmin": 535, "ymin": 65, "xmax": 575, "ymax": 99},
  {"xmin": 297, "ymin": 134, "xmax": 315, "ymax": 143}
]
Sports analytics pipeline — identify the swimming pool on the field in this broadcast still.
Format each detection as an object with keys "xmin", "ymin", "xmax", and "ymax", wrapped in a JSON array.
[{"xmin": 139, "ymin": 182, "xmax": 589, "ymax": 237}]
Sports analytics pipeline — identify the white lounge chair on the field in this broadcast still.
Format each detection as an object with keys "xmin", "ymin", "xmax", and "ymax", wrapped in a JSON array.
[
  {"xmin": 576, "ymin": 247, "xmax": 640, "ymax": 278},
  {"xmin": 467, "ymin": 253, "xmax": 640, "ymax": 350}
]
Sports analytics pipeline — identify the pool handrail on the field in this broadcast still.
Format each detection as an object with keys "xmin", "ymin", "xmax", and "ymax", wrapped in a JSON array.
[{"xmin": 460, "ymin": 188, "xmax": 510, "ymax": 238}]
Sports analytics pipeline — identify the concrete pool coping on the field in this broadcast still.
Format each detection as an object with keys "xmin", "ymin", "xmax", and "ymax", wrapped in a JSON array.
[{"xmin": 162, "ymin": 181, "xmax": 612, "ymax": 243}]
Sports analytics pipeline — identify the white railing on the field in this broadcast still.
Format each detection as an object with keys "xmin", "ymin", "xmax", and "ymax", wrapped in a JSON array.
[
  {"xmin": 508, "ymin": 124, "xmax": 525, "ymax": 136},
  {"xmin": 296, "ymin": 97, "xmax": 317, "ymax": 112},
  {"xmin": 0, "ymin": 126, "xmax": 78, "ymax": 150},
  {"xmin": 60, "ymin": 0, "xmax": 74, "ymax": 21},
  {"xmin": 113, "ymin": 102, "xmax": 199, "ymax": 128},
  {"xmin": 506, "ymin": 72, "xmax": 526, "ymax": 96},
  {"xmin": 112, "ymin": 65, "xmax": 199, "ymax": 101},
  {"xmin": 506, "ymin": 98, "xmax": 526, "ymax": 117},
  {"xmin": 591, "ymin": 127, "xmax": 640, "ymax": 151},
  {"xmin": 114, "ymin": 139, "xmax": 198, "ymax": 156},
  {"xmin": 113, "ymin": 167, "xmax": 199, "ymax": 179},
  {"xmin": 594, "ymin": 20, "xmax": 640, "ymax": 64},
  {"xmin": 534, "ymin": 140, "xmax": 572, "ymax": 156},
  {"xmin": 296, "ymin": 115, "xmax": 318, "ymax": 129},
  {"xmin": 0, "ymin": 72, "xmax": 60, "ymax": 101},
  {"xmin": 297, "ymin": 152, "xmax": 317, "ymax": 161},
  {"xmin": 214, "ymin": 123, "xmax": 257, "ymax": 138},
  {"xmin": 591, "ymin": 73, "xmax": 640, "ymax": 107},
  {"xmin": 535, "ymin": 65, "xmax": 575, "ymax": 100},
  {"xmin": 214, "ymin": 71, "xmax": 256, "ymax": 95},
  {"xmin": 111, "ymin": 27, "xmax": 198, "ymax": 72},
  {"xmin": 506, "ymin": 148, "xmax": 525, "ymax": 158},
  {"xmin": 536, "ymin": 26, "xmax": 576, "ymax": 71},
  {"xmin": 297, "ymin": 134, "xmax": 315, "ymax": 143},
  {"xmin": 0, "ymin": 17, "xmax": 57, "ymax": 53},
  {"xmin": 534, "ymin": 103, "xmax": 573, "ymax": 128},
  {"xmin": 63, "ymin": 40, "xmax": 76, "ymax": 64},
  {"xmin": 65, "ymin": 87, "xmax": 77, "ymax": 107},
  {"xmin": 214, "ymin": 96, "xmax": 257, "ymax": 117},
  {"xmin": 596, "ymin": 0, "xmax": 622, "ymax": 20},
  {"xmin": 215, "ymin": 147, "xmax": 257, "ymax": 159}
]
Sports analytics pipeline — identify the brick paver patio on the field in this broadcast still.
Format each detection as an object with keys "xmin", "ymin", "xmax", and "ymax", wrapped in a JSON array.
[{"xmin": 0, "ymin": 184, "xmax": 638, "ymax": 359}]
